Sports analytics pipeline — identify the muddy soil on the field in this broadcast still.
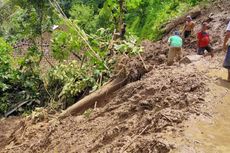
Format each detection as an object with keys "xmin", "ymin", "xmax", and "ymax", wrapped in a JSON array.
[
  {"xmin": 0, "ymin": 117, "xmax": 23, "ymax": 149},
  {"xmin": 163, "ymin": 57, "xmax": 230, "ymax": 153},
  {"xmin": 1, "ymin": 0, "xmax": 230, "ymax": 153},
  {"xmin": 1, "ymin": 65, "xmax": 207, "ymax": 153}
]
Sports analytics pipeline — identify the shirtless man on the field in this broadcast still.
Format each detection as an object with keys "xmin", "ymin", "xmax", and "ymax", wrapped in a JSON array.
[{"xmin": 182, "ymin": 16, "xmax": 195, "ymax": 39}]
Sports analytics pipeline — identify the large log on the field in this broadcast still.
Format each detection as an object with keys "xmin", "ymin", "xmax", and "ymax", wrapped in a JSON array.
[
  {"xmin": 59, "ymin": 75, "xmax": 128, "ymax": 119},
  {"xmin": 161, "ymin": 7, "xmax": 202, "ymax": 35}
]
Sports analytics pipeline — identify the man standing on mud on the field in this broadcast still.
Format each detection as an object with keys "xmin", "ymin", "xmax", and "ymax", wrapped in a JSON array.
[
  {"xmin": 182, "ymin": 16, "xmax": 195, "ymax": 39},
  {"xmin": 197, "ymin": 22, "xmax": 214, "ymax": 57},
  {"xmin": 223, "ymin": 21, "xmax": 230, "ymax": 81},
  {"xmin": 167, "ymin": 31, "xmax": 183, "ymax": 66}
]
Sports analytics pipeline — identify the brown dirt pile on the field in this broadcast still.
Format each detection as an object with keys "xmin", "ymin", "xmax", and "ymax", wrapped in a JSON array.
[{"xmin": 1, "ymin": 66, "xmax": 206, "ymax": 153}]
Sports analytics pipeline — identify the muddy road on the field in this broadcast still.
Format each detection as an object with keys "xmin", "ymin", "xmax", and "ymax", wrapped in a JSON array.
[{"xmin": 171, "ymin": 64, "xmax": 230, "ymax": 153}]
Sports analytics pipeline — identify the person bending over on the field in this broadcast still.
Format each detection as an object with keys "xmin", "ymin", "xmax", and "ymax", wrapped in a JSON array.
[
  {"xmin": 167, "ymin": 31, "xmax": 183, "ymax": 66},
  {"xmin": 197, "ymin": 22, "xmax": 214, "ymax": 57}
]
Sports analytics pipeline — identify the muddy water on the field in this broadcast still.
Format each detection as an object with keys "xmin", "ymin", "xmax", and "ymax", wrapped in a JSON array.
[{"xmin": 171, "ymin": 68, "xmax": 230, "ymax": 153}]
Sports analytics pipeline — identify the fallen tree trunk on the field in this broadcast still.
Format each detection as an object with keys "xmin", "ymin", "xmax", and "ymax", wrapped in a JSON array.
[
  {"xmin": 5, "ymin": 100, "xmax": 30, "ymax": 117},
  {"xmin": 59, "ymin": 57, "xmax": 148, "ymax": 119},
  {"xmin": 59, "ymin": 75, "xmax": 128, "ymax": 119},
  {"xmin": 161, "ymin": 7, "xmax": 202, "ymax": 35}
]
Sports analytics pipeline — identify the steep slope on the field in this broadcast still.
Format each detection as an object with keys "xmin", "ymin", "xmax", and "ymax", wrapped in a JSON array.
[{"xmin": 1, "ymin": 0, "xmax": 230, "ymax": 153}]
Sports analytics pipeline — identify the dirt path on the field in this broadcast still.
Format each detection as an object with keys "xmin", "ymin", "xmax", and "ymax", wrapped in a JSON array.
[{"xmin": 169, "ymin": 61, "xmax": 230, "ymax": 153}]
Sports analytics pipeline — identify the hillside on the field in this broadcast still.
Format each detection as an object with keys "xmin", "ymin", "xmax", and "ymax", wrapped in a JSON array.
[{"xmin": 1, "ymin": 0, "xmax": 230, "ymax": 153}]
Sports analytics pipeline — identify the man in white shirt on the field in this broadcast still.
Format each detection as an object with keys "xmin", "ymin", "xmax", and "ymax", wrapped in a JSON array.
[{"xmin": 223, "ymin": 21, "xmax": 230, "ymax": 81}]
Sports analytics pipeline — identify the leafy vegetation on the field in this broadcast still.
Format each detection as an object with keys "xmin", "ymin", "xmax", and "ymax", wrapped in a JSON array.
[
  {"xmin": 46, "ymin": 61, "xmax": 96, "ymax": 109},
  {"xmin": 0, "ymin": 0, "xmax": 204, "ymax": 115},
  {"xmin": 125, "ymin": 0, "xmax": 204, "ymax": 39},
  {"xmin": 0, "ymin": 38, "xmax": 46, "ymax": 114}
]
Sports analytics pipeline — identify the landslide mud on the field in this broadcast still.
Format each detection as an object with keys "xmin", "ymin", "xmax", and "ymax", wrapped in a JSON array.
[{"xmin": 1, "ymin": 65, "xmax": 206, "ymax": 153}]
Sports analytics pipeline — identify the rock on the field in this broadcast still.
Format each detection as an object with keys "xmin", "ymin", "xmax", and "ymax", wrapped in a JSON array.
[
  {"xmin": 180, "ymin": 57, "xmax": 192, "ymax": 64},
  {"xmin": 180, "ymin": 55, "xmax": 203, "ymax": 64},
  {"xmin": 31, "ymin": 108, "xmax": 48, "ymax": 124},
  {"xmin": 139, "ymin": 100, "xmax": 153, "ymax": 110}
]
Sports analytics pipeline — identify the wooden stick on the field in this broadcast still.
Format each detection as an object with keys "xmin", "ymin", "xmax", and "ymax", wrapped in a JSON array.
[
  {"xmin": 138, "ymin": 52, "xmax": 147, "ymax": 70},
  {"xmin": 121, "ymin": 125, "xmax": 149, "ymax": 153}
]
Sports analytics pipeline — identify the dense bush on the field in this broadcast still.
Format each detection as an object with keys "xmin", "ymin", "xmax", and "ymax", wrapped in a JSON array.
[
  {"xmin": 49, "ymin": 27, "xmax": 111, "ymax": 108},
  {"xmin": 0, "ymin": 37, "xmax": 15, "ymax": 113},
  {"xmin": 0, "ymin": 39, "xmax": 46, "ymax": 115},
  {"xmin": 46, "ymin": 61, "xmax": 96, "ymax": 109}
]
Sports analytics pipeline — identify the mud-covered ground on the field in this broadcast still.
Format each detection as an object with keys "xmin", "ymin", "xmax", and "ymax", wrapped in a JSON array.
[{"xmin": 1, "ymin": 0, "xmax": 230, "ymax": 153}]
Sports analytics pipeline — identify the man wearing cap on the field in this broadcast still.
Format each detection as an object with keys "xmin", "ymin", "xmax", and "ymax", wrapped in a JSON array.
[
  {"xmin": 182, "ymin": 16, "xmax": 195, "ymax": 39},
  {"xmin": 197, "ymin": 22, "xmax": 214, "ymax": 57},
  {"xmin": 167, "ymin": 31, "xmax": 183, "ymax": 65},
  {"xmin": 223, "ymin": 21, "xmax": 230, "ymax": 81}
]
